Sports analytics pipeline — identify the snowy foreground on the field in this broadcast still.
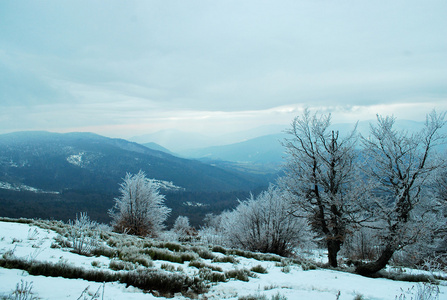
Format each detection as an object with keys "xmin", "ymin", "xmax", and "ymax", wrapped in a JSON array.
[{"xmin": 0, "ymin": 220, "xmax": 446, "ymax": 300}]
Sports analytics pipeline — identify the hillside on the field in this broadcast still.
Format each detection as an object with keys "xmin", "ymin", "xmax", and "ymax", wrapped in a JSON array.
[
  {"xmin": 0, "ymin": 219, "xmax": 445, "ymax": 299},
  {"xmin": 0, "ymin": 131, "xmax": 269, "ymax": 225},
  {"xmin": 0, "ymin": 131, "xmax": 267, "ymax": 193}
]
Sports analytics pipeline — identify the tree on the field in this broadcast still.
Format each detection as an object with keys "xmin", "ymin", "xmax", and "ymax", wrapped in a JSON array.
[
  {"xmin": 355, "ymin": 110, "xmax": 446, "ymax": 275},
  {"xmin": 222, "ymin": 185, "xmax": 311, "ymax": 256},
  {"xmin": 282, "ymin": 109, "xmax": 369, "ymax": 267},
  {"xmin": 109, "ymin": 171, "xmax": 171, "ymax": 236}
]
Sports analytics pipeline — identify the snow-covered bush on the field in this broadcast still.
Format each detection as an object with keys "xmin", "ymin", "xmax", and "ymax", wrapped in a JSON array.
[
  {"xmin": 221, "ymin": 185, "xmax": 312, "ymax": 256},
  {"xmin": 173, "ymin": 216, "xmax": 190, "ymax": 234},
  {"xmin": 172, "ymin": 216, "xmax": 198, "ymax": 241},
  {"xmin": 67, "ymin": 212, "xmax": 99, "ymax": 256},
  {"xmin": 198, "ymin": 213, "xmax": 228, "ymax": 246},
  {"xmin": 109, "ymin": 171, "xmax": 171, "ymax": 236}
]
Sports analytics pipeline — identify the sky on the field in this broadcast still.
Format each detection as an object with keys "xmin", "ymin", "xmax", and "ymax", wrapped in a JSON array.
[{"xmin": 1, "ymin": 0, "xmax": 446, "ymax": 140}]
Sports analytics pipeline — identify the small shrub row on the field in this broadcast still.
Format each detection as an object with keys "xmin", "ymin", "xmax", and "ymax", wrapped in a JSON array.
[
  {"xmin": 211, "ymin": 245, "xmax": 227, "ymax": 255},
  {"xmin": 224, "ymin": 268, "xmax": 256, "ymax": 282},
  {"xmin": 239, "ymin": 293, "xmax": 287, "ymax": 300},
  {"xmin": 142, "ymin": 247, "xmax": 197, "ymax": 263},
  {"xmin": 109, "ymin": 259, "xmax": 135, "ymax": 271},
  {"xmin": 198, "ymin": 267, "xmax": 226, "ymax": 283},
  {"xmin": 227, "ymin": 249, "xmax": 282, "ymax": 262},
  {"xmin": 0, "ymin": 255, "xmax": 205, "ymax": 295},
  {"xmin": 188, "ymin": 260, "xmax": 223, "ymax": 272},
  {"xmin": 158, "ymin": 242, "xmax": 187, "ymax": 252},
  {"xmin": 160, "ymin": 263, "xmax": 177, "ymax": 272},
  {"xmin": 120, "ymin": 268, "xmax": 203, "ymax": 294},
  {"xmin": 91, "ymin": 245, "xmax": 117, "ymax": 258},
  {"xmin": 250, "ymin": 264, "xmax": 268, "ymax": 274},
  {"xmin": 212, "ymin": 255, "xmax": 239, "ymax": 264},
  {"xmin": 117, "ymin": 248, "xmax": 154, "ymax": 268},
  {"xmin": 191, "ymin": 246, "xmax": 216, "ymax": 260}
]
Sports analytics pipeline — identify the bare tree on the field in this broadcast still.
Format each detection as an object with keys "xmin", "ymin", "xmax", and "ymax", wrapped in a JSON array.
[
  {"xmin": 355, "ymin": 110, "xmax": 446, "ymax": 275},
  {"xmin": 109, "ymin": 171, "xmax": 171, "ymax": 236},
  {"xmin": 222, "ymin": 185, "xmax": 311, "ymax": 256},
  {"xmin": 282, "ymin": 109, "xmax": 369, "ymax": 267}
]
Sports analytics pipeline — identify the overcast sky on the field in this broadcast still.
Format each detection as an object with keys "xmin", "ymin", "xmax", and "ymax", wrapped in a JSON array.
[{"xmin": 1, "ymin": 0, "xmax": 446, "ymax": 139}]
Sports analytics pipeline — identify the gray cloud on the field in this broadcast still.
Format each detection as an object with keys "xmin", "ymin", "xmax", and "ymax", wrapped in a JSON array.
[{"xmin": 0, "ymin": 0, "xmax": 446, "ymax": 137}]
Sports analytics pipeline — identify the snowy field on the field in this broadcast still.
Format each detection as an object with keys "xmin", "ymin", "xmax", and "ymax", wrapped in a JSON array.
[{"xmin": 0, "ymin": 220, "xmax": 446, "ymax": 300}]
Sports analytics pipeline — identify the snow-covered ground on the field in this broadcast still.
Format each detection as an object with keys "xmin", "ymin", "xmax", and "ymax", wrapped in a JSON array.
[{"xmin": 0, "ymin": 220, "xmax": 446, "ymax": 300}]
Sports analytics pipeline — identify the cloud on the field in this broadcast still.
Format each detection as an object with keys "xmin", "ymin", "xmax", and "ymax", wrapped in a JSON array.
[{"xmin": 0, "ymin": 0, "xmax": 446, "ymax": 138}]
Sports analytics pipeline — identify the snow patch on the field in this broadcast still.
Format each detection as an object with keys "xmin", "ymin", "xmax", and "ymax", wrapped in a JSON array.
[
  {"xmin": 67, "ymin": 152, "xmax": 85, "ymax": 167},
  {"xmin": 183, "ymin": 201, "xmax": 208, "ymax": 207},
  {"xmin": 154, "ymin": 179, "xmax": 184, "ymax": 191},
  {"xmin": 0, "ymin": 181, "xmax": 59, "ymax": 194}
]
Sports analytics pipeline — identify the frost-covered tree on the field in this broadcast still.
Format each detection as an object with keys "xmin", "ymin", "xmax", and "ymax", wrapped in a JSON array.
[
  {"xmin": 173, "ymin": 216, "xmax": 191, "ymax": 235},
  {"xmin": 355, "ymin": 111, "xmax": 446, "ymax": 275},
  {"xmin": 222, "ymin": 185, "xmax": 311, "ymax": 256},
  {"xmin": 282, "ymin": 109, "xmax": 370, "ymax": 267},
  {"xmin": 172, "ymin": 215, "xmax": 197, "ymax": 241},
  {"xmin": 109, "ymin": 171, "xmax": 171, "ymax": 236}
]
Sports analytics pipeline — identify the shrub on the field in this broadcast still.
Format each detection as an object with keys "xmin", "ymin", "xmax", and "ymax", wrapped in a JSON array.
[
  {"xmin": 188, "ymin": 261, "xmax": 223, "ymax": 272},
  {"xmin": 198, "ymin": 267, "xmax": 227, "ymax": 283},
  {"xmin": 0, "ymin": 254, "xmax": 206, "ymax": 296},
  {"xmin": 141, "ymin": 247, "xmax": 197, "ymax": 263},
  {"xmin": 142, "ymin": 248, "xmax": 182, "ymax": 263},
  {"xmin": 91, "ymin": 245, "xmax": 117, "ymax": 258},
  {"xmin": 212, "ymin": 245, "xmax": 227, "ymax": 255},
  {"xmin": 250, "ymin": 264, "xmax": 268, "ymax": 274},
  {"xmin": 224, "ymin": 269, "xmax": 255, "ymax": 282},
  {"xmin": 10, "ymin": 280, "xmax": 38, "ymax": 300},
  {"xmin": 301, "ymin": 261, "xmax": 317, "ymax": 271},
  {"xmin": 159, "ymin": 242, "xmax": 186, "ymax": 252},
  {"xmin": 271, "ymin": 293, "xmax": 288, "ymax": 300},
  {"xmin": 160, "ymin": 263, "xmax": 176, "ymax": 272},
  {"xmin": 67, "ymin": 212, "xmax": 99, "ymax": 256},
  {"xmin": 227, "ymin": 249, "xmax": 281, "ymax": 262},
  {"xmin": 109, "ymin": 259, "xmax": 135, "ymax": 271},
  {"xmin": 91, "ymin": 261, "xmax": 101, "ymax": 268},
  {"xmin": 212, "ymin": 255, "xmax": 239, "ymax": 264},
  {"xmin": 222, "ymin": 185, "xmax": 311, "ymax": 256},
  {"xmin": 117, "ymin": 248, "xmax": 153, "ymax": 268},
  {"xmin": 238, "ymin": 295, "xmax": 267, "ymax": 300},
  {"xmin": 121, "ymin": 268, "xmax": 201, "ymax": 294},
  {"xmin": 180, "ymin": 252, "xmax": 198, "ymax": 262},
  {"xmin": 191, "ymin": 246, "xmax": 216, "ymax": 260}
]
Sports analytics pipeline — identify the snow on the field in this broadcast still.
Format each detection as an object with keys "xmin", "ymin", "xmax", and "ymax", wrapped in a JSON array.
[
  {"xmin": 1, "ymin": 220, "xmax": 446, "ymax": 299},
  {"xmin": 0, "ymin": 181, "xmax": 59, "ymax": 194},
  {"xmin": 67, "ymin": 152, "xmax": 84, "ymax": 167}
]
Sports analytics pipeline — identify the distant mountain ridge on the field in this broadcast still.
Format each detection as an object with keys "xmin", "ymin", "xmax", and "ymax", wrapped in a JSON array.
[{"xmin": 0, "ymin": 131, "xmax": 267, "ymax": 193}]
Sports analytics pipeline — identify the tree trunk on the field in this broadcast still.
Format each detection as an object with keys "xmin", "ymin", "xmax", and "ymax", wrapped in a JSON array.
[
  {"xmin": 327, "ymin": 239, "xmax": 342, "ymax": 268},
  {"xmin": 355, "ymin": 244, "xmax": 395, "ymax": 276}
]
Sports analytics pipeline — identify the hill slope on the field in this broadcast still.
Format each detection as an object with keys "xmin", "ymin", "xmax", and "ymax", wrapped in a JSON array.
[{"xmin": 0, "ymin": 131, "xmax": 267, "ymax": 193}]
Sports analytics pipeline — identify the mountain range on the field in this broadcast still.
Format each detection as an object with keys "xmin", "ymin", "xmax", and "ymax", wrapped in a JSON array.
[
  {"xmin": 1, "ymin": 119, "xmax": 444, "ymax": 226},
  {"xmin": 0, "ymin": 131, "xmax": 272, "ymax": 226}
]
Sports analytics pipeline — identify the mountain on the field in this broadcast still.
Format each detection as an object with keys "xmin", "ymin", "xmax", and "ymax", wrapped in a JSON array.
[
  {"xmin": 180, "ymin": 133, "xmax": 287, "ymax": 174},
  {"xmin": 129, "ymin": 129, "xmax": 214, "ymax": 152},
  {"xmin": 141, "ymin": 142, "xmax": 175, "ymax": 156},
  {"xmin": 129, "ymin": 124, "xmax": 289, "ymax": 153},
  {"xmin": 0, "ymin": 131, "xmax": 270, "ymax": 225},
  {"xmin": 0, "ymin": 131, "xmax": 268, "ymax": 193}
]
